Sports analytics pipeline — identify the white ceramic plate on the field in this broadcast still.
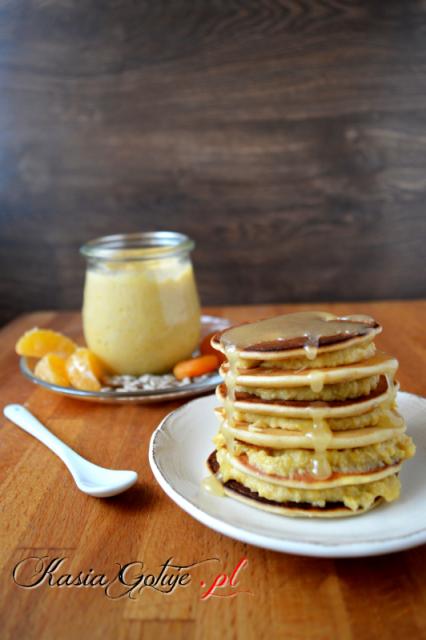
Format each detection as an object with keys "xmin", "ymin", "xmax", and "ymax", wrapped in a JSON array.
[
  {"xmin": 20, "ymin": 315, "xmax": 230, "ymax": 404},
  {"xmin": 149, "ymin": 391, "xmax": 426, "ymax": 557}
]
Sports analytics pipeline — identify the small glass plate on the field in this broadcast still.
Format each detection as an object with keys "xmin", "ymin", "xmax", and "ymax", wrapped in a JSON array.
[{"xmin": 20, "ymin": 315, "xmax": 230, "ymax": 404}]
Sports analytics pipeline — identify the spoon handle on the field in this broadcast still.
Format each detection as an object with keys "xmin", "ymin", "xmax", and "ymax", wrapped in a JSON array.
[{"xmin": 3, "ymin": 404, "xmax": 80, "ymax": 468}]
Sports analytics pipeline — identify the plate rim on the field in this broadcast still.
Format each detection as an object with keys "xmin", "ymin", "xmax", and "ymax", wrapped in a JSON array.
[{"xmin": 149, "ymin": 391, "xmax": 426, "ymax": 558}]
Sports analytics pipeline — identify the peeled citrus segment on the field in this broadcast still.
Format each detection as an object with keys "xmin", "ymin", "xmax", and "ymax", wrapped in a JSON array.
[
  {"xmin": 16, "ymin": 328, "xmax": 76, "ymax": 358},
  {"xmin": 66, "ymin": 348, "xmax": 105, "ymax": 392},
  {"xmin": 34, "ymin": 354, "xmax": 70, "ymax": 387}
]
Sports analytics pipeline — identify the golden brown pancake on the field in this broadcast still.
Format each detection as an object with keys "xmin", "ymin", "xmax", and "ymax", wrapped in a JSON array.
[
  {"xmin": 218, "ymin": 416, "xmax": 406, "ymax": 450},
  {"xmin": 207, "ymin": 451, "xmax": 384, "ymax": 518},
  {"xmin": 222, "ymin": 352, "xmax": 398, "ymax": 388},
  {"xmin": 214, "ymin": 433, "xmax": 414, "ymax": 489},
  {"xmin": 217, "ymin": 374, "xmax": 393, "ymax": 414}
]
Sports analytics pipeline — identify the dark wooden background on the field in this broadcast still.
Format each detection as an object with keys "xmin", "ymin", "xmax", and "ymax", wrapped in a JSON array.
[{"xmin": 1, "ymin": 0, "xmax": 425, "ymax": 326}]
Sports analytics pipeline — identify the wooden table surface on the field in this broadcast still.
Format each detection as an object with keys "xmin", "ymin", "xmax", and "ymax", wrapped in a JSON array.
[{"xmin": 1, "ymin": 301, "xmax": 425, "ymax": 640}]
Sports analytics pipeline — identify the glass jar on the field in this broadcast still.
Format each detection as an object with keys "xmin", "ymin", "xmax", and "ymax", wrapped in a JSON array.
[{"xmin": 80, "ymin": 232, "xmax": 201, "ymax": 375}]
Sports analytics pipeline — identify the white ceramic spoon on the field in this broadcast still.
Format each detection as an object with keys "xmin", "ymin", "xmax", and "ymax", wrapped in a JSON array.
[{"xmin": 3, "ymin": 404, "xmax": 138, "ymax": 497}]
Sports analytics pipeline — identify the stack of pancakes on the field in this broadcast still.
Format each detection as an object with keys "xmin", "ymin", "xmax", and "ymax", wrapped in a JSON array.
[{"xmin": 207, "ymin": 311, "xmax": 415, "ymax": 518}]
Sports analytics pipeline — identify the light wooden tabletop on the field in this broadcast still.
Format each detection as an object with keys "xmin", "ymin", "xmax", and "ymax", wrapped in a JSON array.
[{"xmin": 1, "ymin": 302, "xmax": 425, "ymax": 640}]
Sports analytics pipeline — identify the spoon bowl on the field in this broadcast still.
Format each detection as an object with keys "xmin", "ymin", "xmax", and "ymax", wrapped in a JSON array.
[{"xmin": 71, "ymin": 463, "xmax": 138, "ymax": 497}]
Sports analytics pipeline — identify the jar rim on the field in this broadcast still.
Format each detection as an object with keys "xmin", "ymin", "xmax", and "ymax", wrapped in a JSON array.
[{"xmin": 80, "ymin": 231, "xmax": 195, "ymax": 262}]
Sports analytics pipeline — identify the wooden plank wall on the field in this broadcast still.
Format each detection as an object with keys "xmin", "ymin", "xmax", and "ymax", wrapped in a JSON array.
[{"xmin": 0, "ymin": 1, "xmax": 425, "ymax": 325}]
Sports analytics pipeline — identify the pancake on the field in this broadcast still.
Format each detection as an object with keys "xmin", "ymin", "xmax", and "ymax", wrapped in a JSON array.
[
  {"xmin": 218, "ymin": 418, "xmax": 406, "ymax": 450},
  {"xmin": 218, "ymin": 423, "xmax": 406, "ymax": 449},
  {"xmin": 257, "ymin": 340, "xmax": 376, "ymax": 370},
  {"xmin": 234, "ymin": 374, "xmax": 381, "ymax": 402},
  {"xmin": 213, "ymin": 433, "xmax": 414, "ymax": 489},
  {"xmin": 229, "ymin": 401, "xmax": 400, "ymax": 431},
  {"xmin": 207, "ymin": 451, "xmax": 385, "ymax": 518},
  {"xmin": 221, "ymin": 352, "xmax": 398, "ymax": 389},
  {"xmin": 215, "ymin": 337, "xmax": 379, "ymax": 371},
  {"xmin": 230, "ymin": 452, "xmax": 401, "ymax": 489},
  {"xmin": 212, "ymin": 449, "xmax": 401, "ymax": 511},
  {"xmin": 216, "ymin": 375, "xmax": 395, "ymax": 418}
]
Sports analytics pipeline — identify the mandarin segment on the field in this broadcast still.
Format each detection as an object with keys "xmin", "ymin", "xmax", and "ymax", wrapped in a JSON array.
[
  {"xmin": 34, "ymin": 354, "xmax": 70, "ymax": 387},
  {"xmin": 66, "ymin": 348, "xmax": 106, "ymax": 391},
  {"xmin": 16, "ymin": 328, "xmax": 76, "ymax": 358}
]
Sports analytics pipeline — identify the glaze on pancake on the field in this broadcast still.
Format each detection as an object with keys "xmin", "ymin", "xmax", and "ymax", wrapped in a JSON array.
[{"xmin": 212, "ymin": 311, "xmax": 381, "ymax": 361}]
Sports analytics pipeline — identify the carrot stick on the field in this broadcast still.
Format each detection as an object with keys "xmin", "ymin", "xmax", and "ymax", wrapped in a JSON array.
[{"xmin": 173, "ymin": 354, "xmax": 219, "ymax": 380}]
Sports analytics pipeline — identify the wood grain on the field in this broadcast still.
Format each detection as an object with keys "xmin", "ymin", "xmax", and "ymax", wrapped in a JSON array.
[
  {"xmin": 0, "ymin": 302, "xmax": 425, "ymax": 640},
  {"xmin": 1, "ymin": 2, "xmax": 426, "ymax": 325}
]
